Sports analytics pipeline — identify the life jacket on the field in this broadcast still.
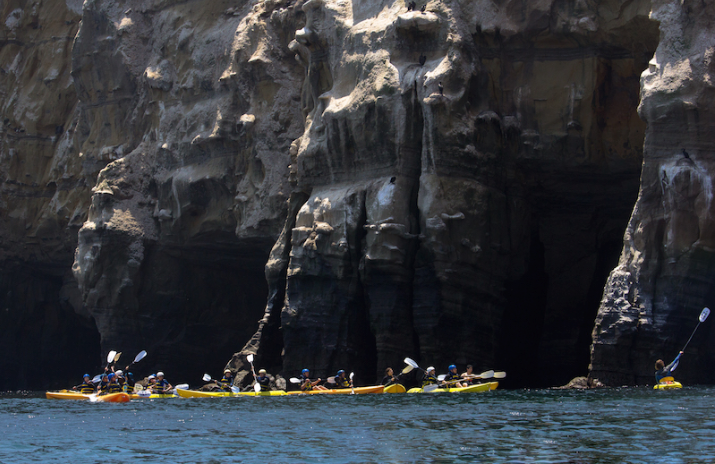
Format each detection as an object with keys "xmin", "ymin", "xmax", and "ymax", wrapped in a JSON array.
[
  {"xmin": 107, "ymin": 382, "xmax": 123, "ymax": 394},
  {"xmin": 98, "ymin": 381, "xmax": 109, "ymax": 393},
  {"xmin": 335, "ymin": 376, "xmax": 350, "ymax": 388},
  {"xmin": 78, "ymin": 382, "xmax": 95, "ymax": 394},
  {"xmin": 153, "ymin": 379, "xmax": 170, "ymax": 393},
  {"xmin": 257, "ymin": 376, "xmax": 271, "ymax": 391},
  {"xmin": 422, "ymin": 373, "xmax": 437, "ymax": 387},
  {"xmin": 219, "ymin": 376, "xmax": 233, "ymax": 391},
  {"xmin": 300, "ymin": 375, "xmax": 313, "ymax": 391}
]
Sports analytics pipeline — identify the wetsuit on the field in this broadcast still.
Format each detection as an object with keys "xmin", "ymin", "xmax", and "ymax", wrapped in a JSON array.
[
  {"xmin": 256, "ymin": 375, "xmax": 271, "ymax": 392},
  {"xmin": 656, "ymin": 353, "xmax": 682, "ymax": 383},
  {"xmin": 381, "ymin": 375, "xmax": 397, "ymax": 386}
]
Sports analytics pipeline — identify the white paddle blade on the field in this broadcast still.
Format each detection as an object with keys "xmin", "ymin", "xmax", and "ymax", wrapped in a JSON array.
[
  {"xmin": 437, "ymin": 374, "xmax": 446, "ymax": 381},
  {"xmin": 106, "ymin": 350, "xmax": 117, "ymax": 363},
  {"xmin": 700, "ymin": 307, "xmax": 710, "ymax": 322},
  {"xmin": 254, "ymin": 383, "xmax": 261, "ymax": 393},
  {"xmin": 401, "ymin": 365, "xmax": 414, "ymax": 374},
  {"xmin": 423, "ymin": 384, "xmax": 440, "ymax": 393},
  {"xmin": 175, "ymin": 384, "xmax": 189, "ymax": 390},
  {"xmin": 326, "ymin": 377, "xmax": 336, "ymax": 383},
  {"xmin": 479, "ymin": 370, "xmax": 495, "ymax": 379},
  {"xmin": 493, "ymin": 371, "xmax": 507, "ymax": 379},
  {"xmin": 231, "ymin": 386, "xmax": 241, "ymax": 393},
  {"xmin": 134, "ymin": 350, "xmax": 147, "ymax": 363},
  {"xmin": 404, "ymin": 357, "xmax": 419, "ymax": 369},
  {"xmin": 349, "ymin": 372, "xmax": 354, "ymax": 380},
  {"xmin": 289, "ymin": 377, "xmax": 301, "ymax": 384},
  {"xmin": 247, "ymin": 354, "xmax": 254, "ymax": 363},
  {"xmin": 91, "ymin": 375, "xmax": 102, "ymax": 384},
  {"xmin": 202, "ymin": 374, "xmax": 212, "ymax": 382}
]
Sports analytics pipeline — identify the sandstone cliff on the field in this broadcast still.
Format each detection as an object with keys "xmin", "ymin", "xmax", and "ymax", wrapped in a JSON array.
[
  {"xmin": 2, "ymin": 0, "xmax": 703, "ymax": 390},
  {"xmin": 590, "ymin": 0, "xmax": 715, "ymax": 386}
]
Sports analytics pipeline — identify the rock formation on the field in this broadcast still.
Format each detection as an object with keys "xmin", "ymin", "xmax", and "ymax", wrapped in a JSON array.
[
  {"xmin": 2, "ymin": 0, "xmax": 709, "ymax": 390},
  {"xmin": 590, "ymin": 0, "xmax": 715, "ymax": 386}
]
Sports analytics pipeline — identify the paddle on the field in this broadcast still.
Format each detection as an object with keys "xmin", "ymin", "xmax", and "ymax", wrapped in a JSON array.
[
  {"xmin": 113, "ymin": 352, "xmax": 122, "ymax": 363},
  {"xmin": 246, "ymin": 354, "xmax": 262, "ymax": 394},
  {"xmin": 681, "ymin": 307, "xmax": 710, "ymax": 353},
  {"xmin": 350, "ymin": 372, "xmax": 355, "ymax": 395},
  {"xmin": 126, "ymin": 350, "xmax": 147, "ymax": 370},
  {"xmin": 105, "ymin": 350, "xmax": 117, "ymax": 370},
  {"xmin": 404, "ymin": 357, "xmax": 423, "ymax": 372},
  {"xmin": 493, "ymin": 371, "xmax": 507, "ymax": 379}
]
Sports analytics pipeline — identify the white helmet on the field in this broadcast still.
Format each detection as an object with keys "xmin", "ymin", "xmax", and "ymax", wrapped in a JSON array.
[{"xmin": 156, "ymin": 371, "xmax": 165, "ymax": 377}]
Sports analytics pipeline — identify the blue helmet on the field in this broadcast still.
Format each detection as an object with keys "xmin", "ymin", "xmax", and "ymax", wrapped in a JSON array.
[
  {"xmin": 337, "ymin": 370, "xmax": 345, "ymax": 376},
  {"xmin": 449, "ymin": 364, "xmax": 457, "ymax": 371},
  {"xmin": 83, "ymin": 374, "xmax": 90, "ymax": 379},
  {"xmin": 107, "ymin": 373, "xmax": 115, "ymax": 380},
  {"xmin": 302, "ymin": 369, "xmax": 309, "ymax": 375}
]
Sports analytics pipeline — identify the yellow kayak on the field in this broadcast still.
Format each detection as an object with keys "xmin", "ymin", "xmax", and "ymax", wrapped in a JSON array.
[
  {"xmin": 654, "ymin": 376, "xmax": 682, "ymax": 390},
  {"xmin": 407, "ymin": 382, "xmax": 497, "ymax": 393},
  {"xmin": 131, "ymin": 392, "xmax": 178, "ymax": 399},
  {"xmin": 286, "ymin": 385, "xmax": 384, "ymax": 395},
  {"xmin": 176, "ymin": 389, "xmax": 287, "ymax": 398},
  {"xmin": 384, "ymin": 384, "xmax": 407, "ymax": 393},
  {"xmin": 46, "ymin": 391, "xmax": 132, "ymax": 403}
]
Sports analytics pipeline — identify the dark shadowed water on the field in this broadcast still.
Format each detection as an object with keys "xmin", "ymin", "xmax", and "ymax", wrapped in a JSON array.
[{"xmin": 1, "ymin": 386, "xmax": 714, "ymax": 463}]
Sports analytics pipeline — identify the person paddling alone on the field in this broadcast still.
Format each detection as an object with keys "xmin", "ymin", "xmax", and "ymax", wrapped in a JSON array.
[{"xmin": 655, "ymin": 351, "xmax": 683, "ymax": 383}]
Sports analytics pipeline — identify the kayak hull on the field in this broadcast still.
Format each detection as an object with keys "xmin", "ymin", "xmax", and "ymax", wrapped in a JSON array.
[
  {"xmin": 654, "ymin": 381, "xmax": 682, "ymax": 390},
  {"xmin": 384, "ymin": 384, "xmax": 407, "ymax": 393},
  {"xmin": 407, "ymin": 382, "xmax": 497, "ymax": 393},
  {"xmin": 286, "ymin": 385, "xmax": 384, "ymax": 395},
  {"xmin": 175, "ymin": 389, "xmax": 287, "ymax": 398},
  {"xmin": 46, "ymin": 391, "xmax": 131, "ymax": 403},
  {"xmin": 131, "ymin": 392, "xmax": 178, "ymax": 399}
]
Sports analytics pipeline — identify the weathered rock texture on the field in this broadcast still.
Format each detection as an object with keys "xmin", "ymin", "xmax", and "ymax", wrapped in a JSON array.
[
  {"xmin": 1, "ymin": 0, "xmax": 706, "ymax": 390},
  {"xmin": 590, "ymin": 0, "xmax": 715, "ymax": 386}
]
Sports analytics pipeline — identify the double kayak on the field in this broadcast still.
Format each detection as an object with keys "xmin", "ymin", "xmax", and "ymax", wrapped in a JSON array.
[
  {"xmin": 46, "ymin": 391, "xmax": 132, "ymax": 403},
  {"xmin": 286, "ymin": 385, "xmax": 384, "ymax": 395},
  {"xmin": 407, "ymin": 382, "xmax": 498, "ymax": 393},
  {"xmin": 176, "ymin": 389, "xmax": 287, "ymax": 398}
]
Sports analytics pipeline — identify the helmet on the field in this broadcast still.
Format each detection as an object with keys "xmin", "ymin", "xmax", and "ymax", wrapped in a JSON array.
[
  {"xmin": 83, "ymin": 374, "xmax": 90, "ymax": 379},
  {"xmin": 337, "ymin": 370, "xmax": 345, "ymax": 376},
  {"xmin": 302, "ymin": 369, "xmax": 309, "ymax": 375},
  {"xmin": 148, "ymin": 374, "xmax": 156, "ymax": 380},
  {"xmin": 224, "ymin": 369, "xmax": 232, "ymax": 374},
  {"xmin": 156, "ymin": 371, "xmax": 164, "ymax": 377},
  {"xmin": 426, "ymin": 366, "xmax": 435, "ymax": 372},
  {"xmin": 449, "ymin": 364, "xmax": 457, "ymax": 371},
  {"xmin": 259, "ymin": 369, "xmax": 267, "ymax": 374},
  {"xmin": 115, "ymin": 370, "xmax": 124, "ymax": 376},
  {"xmin": 107, "ymin": 373, "xmax": 115, "ymax": 380}
]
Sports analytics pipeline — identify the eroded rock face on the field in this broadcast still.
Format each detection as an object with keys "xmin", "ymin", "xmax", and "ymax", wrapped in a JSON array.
[
  {"xmin": 590, "ymin": 0, "xmax": 715, "ymax": 386},
  {"xmin": 244, "ymin": 0, "xmax": 658, "ymax": 387}
]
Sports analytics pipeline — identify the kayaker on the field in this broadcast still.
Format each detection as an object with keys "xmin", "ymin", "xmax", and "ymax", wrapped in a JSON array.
[
  {"xmin": 152, "ymin": 371, "xmax": 173, "ymax": 394},
  {"xmin": 256, "ymin": 369, "xmax": 271, "ymax": 391},
  {"xmin": 115, "ymin": 370, "xmax": 126, "ymax": 391},
  {"xmin": 655, "ymin": 351, "xmax": 683, "ymax": 383},
  {"xmin": 73, "ymin": 374, "xmax": 96, "ymax": 394},
  {"xmin": 97, "ymin": 374, "xmax": 110, "ymax": 394},
  {"xmin": 460, "ymin": 365, "xmax": 474, "ymax": 384},
  {"xmin": 106, "ymin": 373, "xmax": 123, "ymax": 394},
  {"xmin": 146, "ymin": 374, "xmax": 157, "ymax": 391},
  {"xmin": 443, "ymin": 364, "xmax": 467, "ymax": 388},
  {"xmin": 219, "ymin": 369, "xmax": 234, "ymax": 391},
  {"xmin": 422, "ymin": 367, "xmax": 438, "ymax": 387},
  {"xmin": 300, "ymin": 369, "xmax": 324, "ymax": 391},
  {"xmin": 331, "ymin": 370, "xmax": 352, "ymax": 389},
  {"xmin": 381, "ymin": 367, "xmax": 398, "ymax": 386}
]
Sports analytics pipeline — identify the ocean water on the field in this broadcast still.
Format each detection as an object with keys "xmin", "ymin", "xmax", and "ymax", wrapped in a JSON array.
[{"xmin": 1, "ymin": 386, "xmax": 714, "ymax": 463}]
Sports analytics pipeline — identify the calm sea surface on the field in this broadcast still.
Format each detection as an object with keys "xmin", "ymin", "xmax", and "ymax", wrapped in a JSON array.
[{"xmin": 1, "ymin": 386, "xmax": 714, "ymax": 463}]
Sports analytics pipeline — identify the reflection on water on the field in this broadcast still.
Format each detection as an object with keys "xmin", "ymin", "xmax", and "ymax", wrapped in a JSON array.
[{"xmin": 1, "ymin": 387, "xmax": 714, "ymax": 463}]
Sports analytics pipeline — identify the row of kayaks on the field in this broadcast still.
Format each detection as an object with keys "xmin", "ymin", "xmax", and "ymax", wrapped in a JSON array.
[{"xmin": 46, "ymin": 381, "xmax": 499, "ymax": 400}]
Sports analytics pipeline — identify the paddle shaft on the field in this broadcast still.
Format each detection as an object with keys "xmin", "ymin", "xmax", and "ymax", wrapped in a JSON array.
[{"xmin": 682, "ymin": 321, "xmax": 704, "ymax": 353}]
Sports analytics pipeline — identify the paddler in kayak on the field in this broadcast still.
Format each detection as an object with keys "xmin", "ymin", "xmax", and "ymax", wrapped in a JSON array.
[
  {"xmin": 256, "ymin": 369, "xmax": 271, "ymax": 391},
  {"xmin": 152, "ymin": 371, "xmax": 173, "ymax": 394},
  {"xmin": 422, "ymin": 367, "xmax": 438, "ymax": 387},
  {"xmin": 330, "ymin": 370, "xmax": 352, "ymax": 389},
  {"xmin": 72, "ymin": 374, "xmax": 96, "ymax": 394},
  {"xmin": 655, "ymin": 351, "xmax": 683, "ymax": 383},
  {"xmin": 443, "ymin": 364, "xmax": 467, "ymax": 388},
  {"xmin": 219, "ymin": 369, "xmax": 234, "ymax": 391},
  {"xmin": 460, "ymin": 365, "xmax": 474, "ymax": 384},
  {"xmin": 97, "ymin": 374, "xmax": 110, "ymax": 394},
  {"xmin": 381, "ymin": 367, "xmax": 398, "ymax": 386},
  {"xmin": 300, "ymin": 369, "xmax": 325, "ymax": 391},
  {"xmin": 105, "ymin": 373, "xmax": 123, "ymax": 394}
]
